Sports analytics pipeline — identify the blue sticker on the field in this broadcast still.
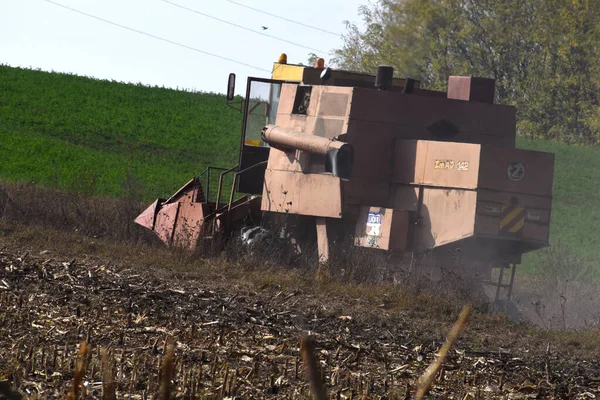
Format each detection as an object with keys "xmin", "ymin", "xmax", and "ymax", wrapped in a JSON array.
[{"xmin": 366, "ymin": 212, "xmax": 382, "ymax": 237}]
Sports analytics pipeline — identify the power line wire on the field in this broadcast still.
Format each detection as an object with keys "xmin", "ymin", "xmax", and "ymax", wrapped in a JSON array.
[
  {"xmin": 224, "ymin": 0, "xmax": 342, "ymax": 37},
  {"xmin": 159, "ymin": 0, "xmax": 330, "ymax": 55},
  {"xmin": 43, "ymin": 0, "xmax": 271, "ymax": 73}
]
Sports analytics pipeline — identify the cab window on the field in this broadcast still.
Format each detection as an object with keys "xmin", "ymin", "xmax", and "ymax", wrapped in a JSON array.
[{"xmin": 243, "ymin": 80, "xmax": 282, "ymax": 147}]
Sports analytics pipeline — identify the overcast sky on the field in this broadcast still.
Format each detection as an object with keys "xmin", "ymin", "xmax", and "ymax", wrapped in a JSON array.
[{"xmin": 1, "ymin": 0, "xmax": 367, "ymax": 96}]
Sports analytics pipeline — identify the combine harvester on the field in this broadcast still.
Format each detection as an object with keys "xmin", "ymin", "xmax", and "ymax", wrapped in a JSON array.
[{"xmin": 135, "ymin": 54, "xmax": 555, "ymax": 313}]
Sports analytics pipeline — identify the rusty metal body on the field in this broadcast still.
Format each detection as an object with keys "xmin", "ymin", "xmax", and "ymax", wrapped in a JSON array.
[{"xmin": 134, "ymin": 56, "xmax": 555, "ymax": 307}]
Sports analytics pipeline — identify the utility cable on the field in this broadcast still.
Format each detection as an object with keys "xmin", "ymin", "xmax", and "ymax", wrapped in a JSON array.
[
  {"xmin": 224, "ymin": 0, "xmax": 342, "ymax": 37},
  {"xmin": 43, "ymin": 0, "xmax": 271, "ymax": 73},
  {"xmin": 159, "ymin": 0, "xmax": 331, "ymax": 55}
]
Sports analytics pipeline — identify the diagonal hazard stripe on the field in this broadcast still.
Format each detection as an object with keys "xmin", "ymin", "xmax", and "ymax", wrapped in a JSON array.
[
  {"xmin": 501, "ymin": 204, "xmax": 516, "ymax": 218},
  {"xmin": 500, "ymin": 207, "xmax": 524, "ymax": 229},
  {"xmin": 508, "ymin": 218, "xmax": 525, "ymax": 233},
  {"xmin": 499, "ymin": 204, "xmax": 525, "ymax": 234},
  {"xmin": 503, "ymin": 211, "xmax": 525, "ymax": 232}
]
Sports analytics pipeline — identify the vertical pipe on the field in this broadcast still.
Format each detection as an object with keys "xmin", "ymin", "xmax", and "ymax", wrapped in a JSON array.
[
  {"xmin": 215, "ymin": 165, "xmax": 239, "ymax": 211},
  {"xmin": 507, "ymin": 263, "xmax": 517, "ymax": 300},
  {"xmin": 316, "ymin": 218, "xmax": 329, "ymax": 264},
  {"xmin": 227, "ymin": 174, "xmax": 239, "ymax": 214},
  {"xmin": 494, "ymin": 265, "xmax": 506, "ymax": 302},
  {"xmin": 206, "ymin": 167, "xmax": 211, "ymax": 204},
  {"xmin": 410, "ymin": 186, "xmax": 425, "ymax": 251}
]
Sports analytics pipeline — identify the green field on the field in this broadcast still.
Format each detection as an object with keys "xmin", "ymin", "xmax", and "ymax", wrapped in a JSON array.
[
  {"xmin": 1, "ymin": 65, "xmax": 599, "ymax": 276},
  {"xmin": 0, "ymin": 65, "xmax": 242, "ymax": 201},
  {"xmin": 515, "ymin": 138, "xmax": 600, "ymax": 277}
]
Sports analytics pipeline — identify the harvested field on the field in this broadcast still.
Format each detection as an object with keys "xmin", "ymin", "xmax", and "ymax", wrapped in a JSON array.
[{"xmin": 1, "ymin": 230, "xmax": 599, "ymax": 399}]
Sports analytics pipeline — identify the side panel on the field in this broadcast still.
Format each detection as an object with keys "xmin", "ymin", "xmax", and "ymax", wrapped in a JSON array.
[
  {"xmin": 304, "ymin": 86, "xmax": 353, "ymax": 118},
  {"xmin": 345, "ymin": 130, "xmax": 395, "ymax": 181},
  {"xmin": 171, "ymin": 203, "xmax": 207, "ymax": 250},
  {"xmin": 393, "ymin": 139, "xmax": 481, "ymax": 189},
  {"xmin": 275, "ymin": 85, "xmax": 352, "ymax": 139},
  {"xmin": 415, "ymin": 188, "xmax": 477, "ymax": 250},
  {"xmin": 342, "ymin": 178, "xmax": 390, "ymax": 208},
  {"xmin": 354, "ymin": 207, "xmax": 409, "ymax": 250},
  {"xmin": 475, "ymin": 189, "xmax": 551, "ymax": 246},
  {"xmin": 154, "ymin": 202, "xmax": 180, "ymax": 246},
  {"xmin": 346, "ymin": 119, "xmax": 515, "ymax": 149},
  {"xmin": 265, "ymin": 146, "xmax": 312, "ymax": 173},
  {"xmin": 477, "ymin": 190, "xmax": 552, "ymax": 210},
  {"xmin": 261, "ymin": 169, "xmax": 343, "ymax": 218},
  {"xmin": 392, "ymin": 185, "xmax": 420, "ymax": 211},
  {"xmin": 475, "ymin": 213, "xmax": 550, "ymax": 245},
  {"xmin": 478, "ymin": 146, "xmax": 555, "ymax": 197},
  {"xmin": 273, "ymin": 113, "xmax": 349, "ymax": 140},
  {"xmin": 349, "ymin": 87, "xmax": 516, "ymax": 146}
]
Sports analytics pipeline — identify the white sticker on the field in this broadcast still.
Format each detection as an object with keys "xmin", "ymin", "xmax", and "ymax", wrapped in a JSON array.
[
  {"xmin": 366, "ymin": 212, "xmax": 382, "ymax": 236},
  {"xmin": 527, "ymin": 210, "xmax": 541, "ymax": 221}
]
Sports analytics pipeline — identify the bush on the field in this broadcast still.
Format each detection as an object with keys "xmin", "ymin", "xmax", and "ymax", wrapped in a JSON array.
[{"xmin": 0, "ymin": 180, "xmax": 159, "ymax": 246}]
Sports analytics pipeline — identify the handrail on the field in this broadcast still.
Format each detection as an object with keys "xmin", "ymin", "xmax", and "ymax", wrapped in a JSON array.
[
  {"xmin": 198, "ymin": 167, "xmax": 210, "ymax": 201},
  {"xmin": 200, "ymin": 166, "xmax": 230, "ymax": 203},
  {"xmin": 225, "ymin": 161, "xmax": 269, "ymax": 230},
  {"xmin": 215, "ymin": 165, "xmax": 239, "ymax": 210}
]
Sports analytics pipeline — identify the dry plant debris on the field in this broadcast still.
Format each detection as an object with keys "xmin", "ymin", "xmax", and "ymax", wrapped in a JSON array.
[
  {"xmin": 0, "ymin": 249, "xmax": 599, "ymax": 399},
  {"xmin": 415, "ymin": 304, "xmax": 471, "ymax": 399}
]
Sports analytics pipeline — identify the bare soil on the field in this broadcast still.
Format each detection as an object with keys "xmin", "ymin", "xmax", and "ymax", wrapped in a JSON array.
[{"xmin": 0, "ymin": 224, "xmax": 599, "ymax": 399}]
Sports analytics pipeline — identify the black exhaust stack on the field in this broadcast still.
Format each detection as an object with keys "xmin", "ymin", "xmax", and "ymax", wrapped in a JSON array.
[{"xmin": 375, "ymin": 65, "xmax": 394, "ymax": 91}]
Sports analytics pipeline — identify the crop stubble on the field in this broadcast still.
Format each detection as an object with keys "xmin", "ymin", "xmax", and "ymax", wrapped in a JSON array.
[{"xmin": 0, "ymin": 250, "xmax": 599, "ymax": 399}]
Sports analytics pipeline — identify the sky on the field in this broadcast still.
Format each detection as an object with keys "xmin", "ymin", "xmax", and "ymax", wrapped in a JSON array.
[{"xmin": 1, "ymin": 0, "xmax": 367, "ymax": 96}]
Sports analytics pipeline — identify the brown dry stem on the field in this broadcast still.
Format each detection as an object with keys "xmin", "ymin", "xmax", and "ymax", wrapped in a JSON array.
[
  {"xmin": 100, "ymin": 348, "xmax": 116, "ymax": 400},
  {"xmin": 300, "ymin": 335, "xmax": 327, "ymax": 400},
  {"xmin": 67, "ymin": 341, "xmax": 88, "ymax": 400},
  {"xmin": 415, "ymin": 303, "xmax": 472, "ymax": 400},
  {"xmin": 158, "ymin": 341, "xmax": 175, "ymax": 400}
]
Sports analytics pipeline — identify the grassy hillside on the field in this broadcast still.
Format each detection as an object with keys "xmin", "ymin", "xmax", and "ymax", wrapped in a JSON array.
[
  {"xmin": 1, "ymin": 65, "xmax": 599, "ymax": 275},
  {"xmin": 516, "ymin": 138, "xmax": 600, "ymax": 277},
  {"xmin": 0, "ymin": 65, "xmax": 242, "ymax": 200}
]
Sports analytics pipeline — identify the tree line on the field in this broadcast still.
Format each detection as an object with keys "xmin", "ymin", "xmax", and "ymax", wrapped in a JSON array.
[{"xmin": 330, "ymin": 0, "xmax": 600, "ymax": 145}]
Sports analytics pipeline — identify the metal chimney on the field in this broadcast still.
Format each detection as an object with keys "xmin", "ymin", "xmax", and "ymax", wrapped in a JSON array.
[{"xmin": 375, "ymin": 65, "xmax": 394, "ymax": 90}]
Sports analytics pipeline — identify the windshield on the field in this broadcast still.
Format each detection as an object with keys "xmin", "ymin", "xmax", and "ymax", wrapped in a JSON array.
[{"xmin": 243, "ymin": 80, "xmax": 282, "ymax": 147}]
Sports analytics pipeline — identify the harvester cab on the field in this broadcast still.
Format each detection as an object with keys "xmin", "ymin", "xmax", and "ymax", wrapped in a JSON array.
[{"xmin": 135, "ymin": 54, "xmax": 555, "ymax": 313}]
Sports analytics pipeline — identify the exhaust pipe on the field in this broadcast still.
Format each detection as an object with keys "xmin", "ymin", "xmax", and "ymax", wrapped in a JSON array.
[{"xmin": 261, "ymin": 124, "xmax": 354, "ymax": 180}]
